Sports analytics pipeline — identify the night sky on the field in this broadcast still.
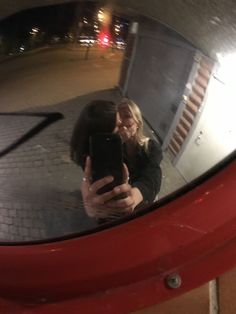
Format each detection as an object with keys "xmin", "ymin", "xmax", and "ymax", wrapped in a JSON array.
[
  {"xmin": 0, "ymin": 2, "xmax": 92, "ymax": 38},
  {"xmin": 0, "ymin": 2, "xmax": 129, "ymax": 54},
  {"xmin": 0, "ymin": 2, "xmax": 96, "ymax": 47}
]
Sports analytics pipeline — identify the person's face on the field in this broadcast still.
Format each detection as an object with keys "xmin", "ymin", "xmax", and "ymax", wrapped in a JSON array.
[
  {"xmin": 112, "ymin": 112, "xmax": 122, "ymax": 134},
  {"xmin": 117, "ymin": 107, "xmax": 139, "ymax": 142}
]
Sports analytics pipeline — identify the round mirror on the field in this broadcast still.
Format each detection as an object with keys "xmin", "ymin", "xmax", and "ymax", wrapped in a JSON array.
[{"xmin": 0, "ymin": 0, "xmax": 235, "ymax": 243}]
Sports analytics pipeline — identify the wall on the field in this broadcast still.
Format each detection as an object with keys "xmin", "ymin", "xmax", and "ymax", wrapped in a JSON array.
[
  {"xmin": 175, "ymin": 64, "xmax": 236, "ymax": 182},
  {"xmin": 125, "ymin": 17, "xmax": 196, "ymax": 142}
]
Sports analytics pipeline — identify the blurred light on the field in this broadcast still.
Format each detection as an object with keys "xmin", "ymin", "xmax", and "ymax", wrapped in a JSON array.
[
  {"xmin": 78, "ymin": 36, "xmax": 95, "ymax": 46},
  {"xmin": 115, "ymin": 24, "xmax": 121, "ymax": 35},
  {"xmin": 30, "ymin": 27, "xmax": 39, "ymax": 35},
  {"xmin": 207, "ymin": 52, "xmax": 236, "ymax": 157},
  {"xmin": 216, "ymin": 53, "xmax": 236, "ymax": 85},
  {"xmin": 98, "ymin": 32, "xmax": 110, "ymax": 46},
  {"xmin": 116, "ymin": 39, "xmax": 125, "ymax": 49},
  {"xmin": 32, "ymin": 27, "xmax": 39, "ymax": 33},
  {"xmin": 98, "ymin": 10, "xmax": 104, "ymax": 22}
]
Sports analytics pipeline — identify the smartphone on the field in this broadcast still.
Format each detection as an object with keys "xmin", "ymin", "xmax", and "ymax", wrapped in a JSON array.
[{"xmin": 89, "ymin": 133, "xmax": 124, "ymax": 195}]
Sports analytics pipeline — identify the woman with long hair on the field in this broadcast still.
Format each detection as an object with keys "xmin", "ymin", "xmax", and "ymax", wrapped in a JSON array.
[
  {"xmin": 70, "ymin": 98, "xmax": 162, "ymax": 222},
  {"xmin": 118, "ymin": 98, "xmax": 162, "ymax": 206}
]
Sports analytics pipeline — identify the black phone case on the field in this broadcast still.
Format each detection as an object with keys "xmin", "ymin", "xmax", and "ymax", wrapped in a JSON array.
[{"xmin": 89, "ymin": 133, "xmax": 124, "ymax": 194}]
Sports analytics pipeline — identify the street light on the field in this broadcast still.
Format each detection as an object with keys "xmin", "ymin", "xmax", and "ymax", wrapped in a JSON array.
[
  {"xmin": 98, "ymin": 9, "xmax": 104, "ymax": 22},
  {"xmin": 83, "ymin": 17, "xmax": 88, "ymax": 24},
  {"xmin": 115, "ymin": 24, "xmax": 120, "ymax": 35},
  {"xmin": 29, "ymin": 27, "xmax": 39, "ymax": 35}
]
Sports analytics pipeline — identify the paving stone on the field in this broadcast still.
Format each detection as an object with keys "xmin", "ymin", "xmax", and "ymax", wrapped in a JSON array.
[
  {"xmin": 0, "ymin": 208, "xmax": 8, "ymax": 216},
  {"xmin": 9, "ymin": 209, "xmax": 17, "ymax": 216},
  {"xmin": 0, "ymin": 224, "xmax": 9, "ymax": 233},
  {"xmin": 0, "ymin": 88, "xmax": 185, "ymax": 243},
  {"xmin": 4, "ymin": 217, "xmax": 13, "ymax": 225}
]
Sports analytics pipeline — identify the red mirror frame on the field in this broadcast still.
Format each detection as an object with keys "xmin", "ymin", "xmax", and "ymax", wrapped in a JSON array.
[{"xmin": 0, "ymin": 154, "xmax": 236, "ymax": 313}]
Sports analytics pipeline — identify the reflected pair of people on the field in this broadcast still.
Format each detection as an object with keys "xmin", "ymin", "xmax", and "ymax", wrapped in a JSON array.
[{"xmin": 70, "ymin": 98, "xmax": 162, "ymax": 222}]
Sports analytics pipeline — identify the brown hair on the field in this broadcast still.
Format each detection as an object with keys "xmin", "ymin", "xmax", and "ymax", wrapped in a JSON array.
[{"xmin": 70, "ymin": 100, "xmax": 118, "ymax": 168}]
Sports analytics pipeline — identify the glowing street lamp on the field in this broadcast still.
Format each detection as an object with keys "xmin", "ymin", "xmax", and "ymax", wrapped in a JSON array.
[
  {"xmin": 98, "ymin": 9, "xmax": 104, "ymax": 22},
  {"xmin": 97, "ymin": 7, "xmax": 112, "ymax": 27},
  {"xmin": 29, "ymin": 27, "xmax": 39, "ymax": 35},
  {"xmin": 98, "ymin": 32, "xmax": 110, "ymax": 47},
  {"xmin": 115, "ymin": 25, "xmax": 120, "ymax": 35},
  {"xmin": 83, "ymin": 17, "xmax": 88, "ymax": 24}
]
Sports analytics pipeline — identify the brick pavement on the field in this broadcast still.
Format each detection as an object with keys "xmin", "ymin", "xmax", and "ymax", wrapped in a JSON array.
[
  {"xmin": 0, "ymin": 87, "xmax": 186, "ymax": 242},
  {"xmin": 0, "ymin": 88, "xmax": 122, "ymax": 242},
  {"xmin": 0, "ymin": 45, "xmax": 186, "ymax": 242}
]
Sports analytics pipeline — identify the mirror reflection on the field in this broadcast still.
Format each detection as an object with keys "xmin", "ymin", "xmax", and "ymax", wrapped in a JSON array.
[
  {"xmin": 0, "ymin": 1, "xmax": 235, "ymax": 242},
  {"xmin": 70, "ymin": 99, "xmax": 162, "ymax": 223}
]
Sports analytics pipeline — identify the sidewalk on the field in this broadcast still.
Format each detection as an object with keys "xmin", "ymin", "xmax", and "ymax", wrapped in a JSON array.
[
  {"xmin": 0, "ymin": 43, "xmax": 185, "ymax": 242},
  {"xmin": 0, "ymin": 87, "xmax": 185, "ymax": 242},
  {"xmin": 0, "ymin": 89, "xmax": 122, "ymax": 242},
  {"xmin": 0, "ymin": 45, "xmax": 123, "ymax": 112}
]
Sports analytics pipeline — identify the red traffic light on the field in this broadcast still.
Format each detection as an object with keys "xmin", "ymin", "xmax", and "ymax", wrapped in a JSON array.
[{"xmin": 99, "ymin": 32, "xmax": 110, "ymax": 46}]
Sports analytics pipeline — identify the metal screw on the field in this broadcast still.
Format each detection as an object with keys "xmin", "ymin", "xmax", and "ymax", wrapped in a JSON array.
[{"xmin": 166, "ymin": 273, "xmax": 182, "ymax": 289}]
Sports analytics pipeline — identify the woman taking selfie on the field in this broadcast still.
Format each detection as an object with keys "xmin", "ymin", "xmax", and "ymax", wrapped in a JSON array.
[{"xmin": 70, "ymin": 98, "xmax": 162, "ymax": 222}]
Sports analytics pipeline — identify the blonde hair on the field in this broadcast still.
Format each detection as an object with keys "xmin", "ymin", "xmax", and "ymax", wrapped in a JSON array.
[{"xmin": 118, "ymin": 98, "xmax": 149, "ymax": 150}]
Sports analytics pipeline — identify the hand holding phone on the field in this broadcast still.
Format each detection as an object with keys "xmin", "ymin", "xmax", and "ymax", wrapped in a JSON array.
[{"xmin": 81, "ymin": 156, "xmax": 136, "ymax": 220}]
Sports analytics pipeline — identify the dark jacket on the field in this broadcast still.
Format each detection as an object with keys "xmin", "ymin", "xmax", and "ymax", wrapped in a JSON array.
[{"xmin": 123, "ymin": 139, "xmax": 162, "ymax": 207}]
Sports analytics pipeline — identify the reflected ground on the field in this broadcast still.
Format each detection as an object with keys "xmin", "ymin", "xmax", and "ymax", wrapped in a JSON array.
[{"xmin": 0, "ymin": 46, "xmax": 185, "ymax": 242}]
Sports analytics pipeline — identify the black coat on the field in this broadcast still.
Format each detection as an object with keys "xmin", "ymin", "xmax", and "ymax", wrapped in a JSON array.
[{"xmin": 123, "ymin": 139, "xmax": 162, "ymax": 207}]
